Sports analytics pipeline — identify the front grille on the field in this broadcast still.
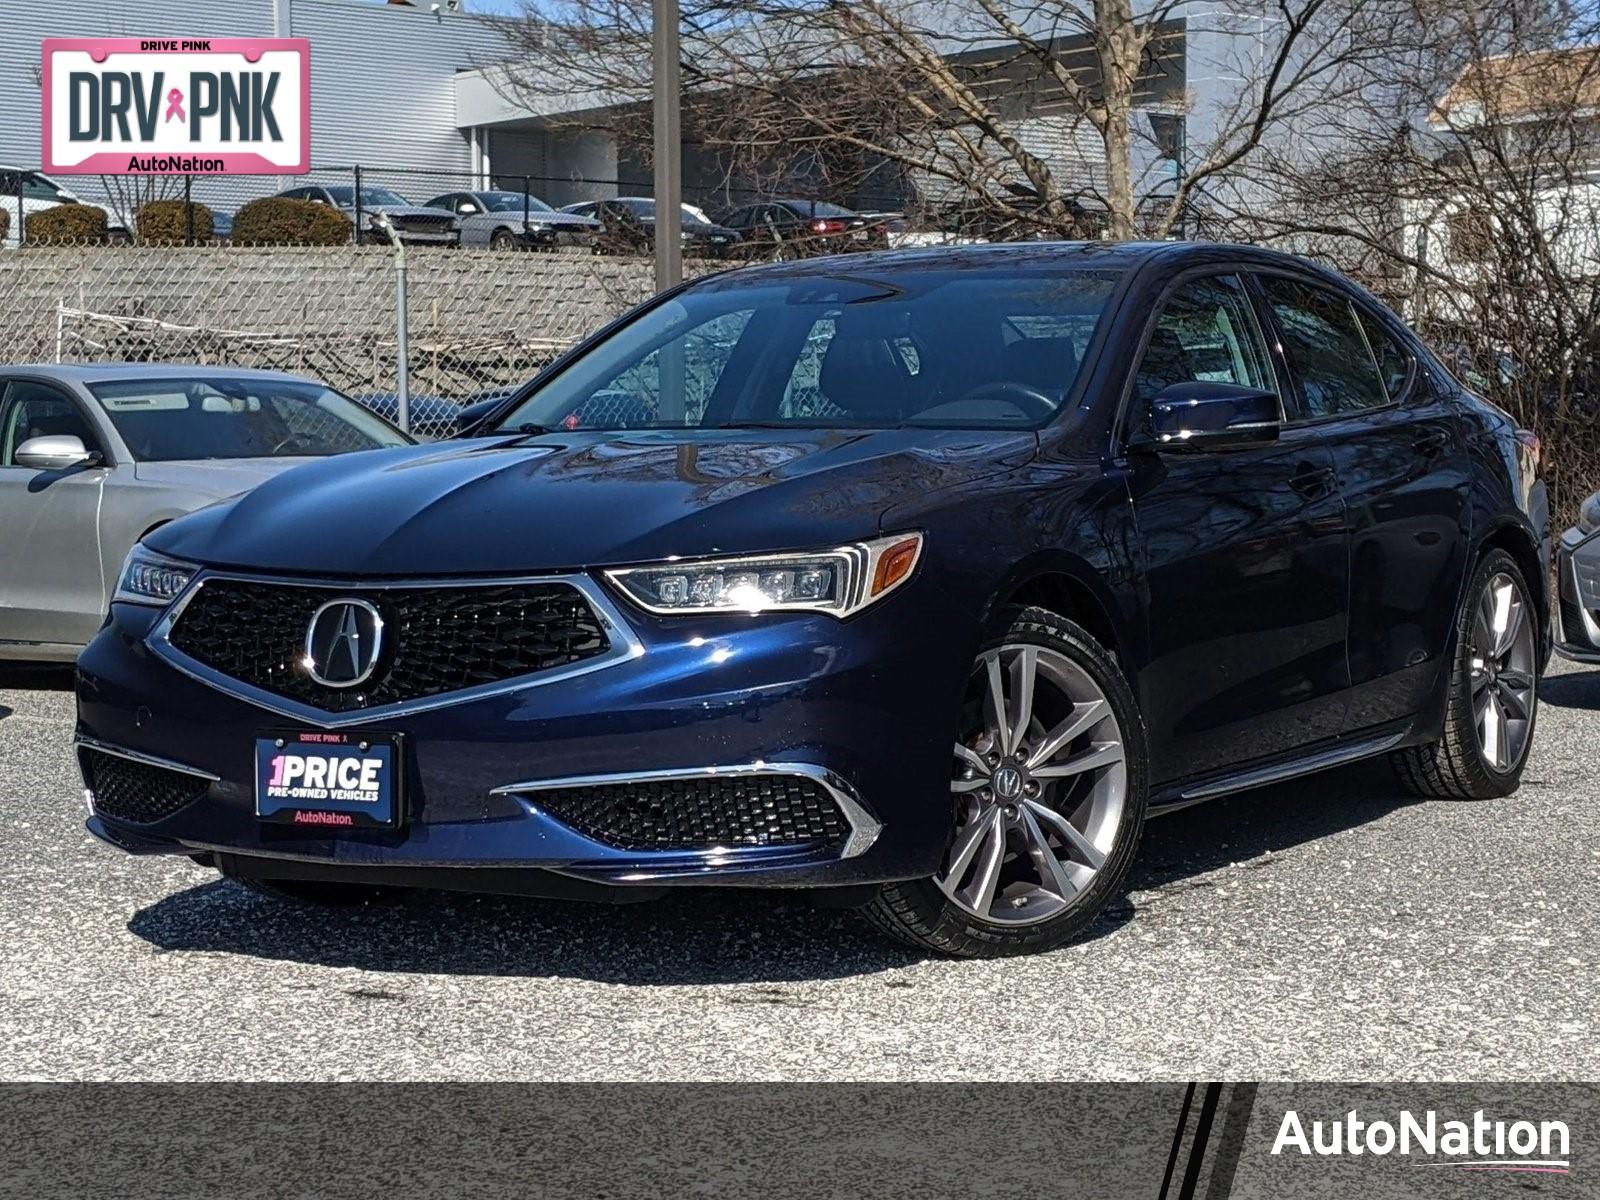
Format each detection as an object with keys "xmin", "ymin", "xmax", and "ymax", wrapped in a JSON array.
[
  {"xmin": 82, "ymin": 748, "xmax": 210, "ymax": 825},
  {"xmin": 533, "ymin": 774, "xmax": 852, "ymax": 852},
  {"xmin": 167, "ymin": 579, "xmax": 609, "ymax": 713}
]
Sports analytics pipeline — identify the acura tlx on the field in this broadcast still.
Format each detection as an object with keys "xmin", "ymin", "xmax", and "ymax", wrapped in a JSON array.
[{"xmin": 76, "ymin": 242, "xmax": 1548, "ymax": 957}]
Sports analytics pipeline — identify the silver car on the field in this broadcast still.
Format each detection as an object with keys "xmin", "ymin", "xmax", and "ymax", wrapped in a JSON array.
[
  {"xmin": 424, "ymin": 190, "xmax": 601, "ymax": 250},
  {"xmin": 0, "ymin": 364, "xmax": 409, "ymax": 662},
  {"xmin": 1556, "ymin": 489, "xmax": 1600, "ymax": 661},
  {"xmin": 275, "ymin": 184, "xmax": 459, "ymax": 245}
]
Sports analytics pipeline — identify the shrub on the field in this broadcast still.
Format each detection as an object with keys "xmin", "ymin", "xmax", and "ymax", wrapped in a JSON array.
[
  {"xmin": 0, "ymin": 206, "xmax": 9, "ymax": 242},
  {"xmin": 136, "ymin": 199, "xmax": 214, "ymax": 244},
  {"xmin": 25, "ymin": 203, "xmax": 108, "ymax": 244},
  {"xmin": 230, "ymin": 197, "xmax": 352, "ymax": 246}
]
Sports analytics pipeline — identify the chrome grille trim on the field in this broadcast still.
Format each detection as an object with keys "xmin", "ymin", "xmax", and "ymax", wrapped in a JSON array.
[{"xmin": 144, "ymin": 571, "xmax": 644, "ymax": 728}]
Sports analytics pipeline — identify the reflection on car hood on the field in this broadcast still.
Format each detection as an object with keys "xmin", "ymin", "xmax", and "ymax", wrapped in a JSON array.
[
  {"xmin": 131, "ymin": 457, "xmax": 315, "ymax": 498},
  {"xmin": 148, "ymin": 428, "xmax": 1035, "ymax": 576}
]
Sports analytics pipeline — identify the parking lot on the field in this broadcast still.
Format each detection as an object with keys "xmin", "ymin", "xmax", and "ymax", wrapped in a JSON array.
[{"xmin": 2, "ymin": 660, "xmax": 1596, "ymax": 1082}]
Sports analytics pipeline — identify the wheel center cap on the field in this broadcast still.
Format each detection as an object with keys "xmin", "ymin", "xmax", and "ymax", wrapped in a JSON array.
[{"xmin": 992, "ymin": 762, "xmax": 1027, "ymax": 801}]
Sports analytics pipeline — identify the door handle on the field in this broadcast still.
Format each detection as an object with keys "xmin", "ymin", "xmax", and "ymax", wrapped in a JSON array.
[
  {"xmin": 1413, "ymin": 429, "xmax": 1450, "ymax": 457},
  {"xmin": 1289, "ymin": 466, "xmax": 1335, "ymax": 498}
]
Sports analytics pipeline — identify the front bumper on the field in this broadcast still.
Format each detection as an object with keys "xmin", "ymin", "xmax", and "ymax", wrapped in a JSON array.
[
  {"xmin": 1555, "ymin": 525, "xmax": 1600, "ymax": 662},
  {"xmin": 75, "ymin": 571, "xmax": 972, "ymax": 891}
]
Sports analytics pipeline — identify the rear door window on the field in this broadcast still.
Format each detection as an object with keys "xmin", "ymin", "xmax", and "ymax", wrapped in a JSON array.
[{"xmin": 1259, "ymin": 275, "xmax": 1390, "ymax": 419}]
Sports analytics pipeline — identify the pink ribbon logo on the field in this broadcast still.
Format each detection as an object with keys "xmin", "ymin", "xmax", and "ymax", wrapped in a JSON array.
[{"xmin": 164, "ymin": 88, "xmax": 185, "ymax": 123}]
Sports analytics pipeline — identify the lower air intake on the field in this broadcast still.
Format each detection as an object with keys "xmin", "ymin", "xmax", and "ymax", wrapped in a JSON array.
[
  {"xmin": 532, "ymin": 774, "xmax": 852, "ymax": 852},
  {"xmin": 81, "ymin": 748, "xmax": 211, "ymax": 825}
]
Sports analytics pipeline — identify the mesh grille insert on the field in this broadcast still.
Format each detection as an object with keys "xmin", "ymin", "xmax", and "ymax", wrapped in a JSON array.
[
  {"xmin": 166, "ymin": 579, "xmax": 609, "ymax": 713},
  {"xmin": 533, "ymin": 774, "xmax": 852, "ymax": 852},
  {"xmin": 82, "ymin": 748, "xmax": 210, "ymax": 825}
]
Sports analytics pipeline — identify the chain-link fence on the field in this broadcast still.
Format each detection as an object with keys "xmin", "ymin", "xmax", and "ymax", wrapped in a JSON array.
[{"xmin": 0, "ymin": 244, "xmax": 693, "ymax": 440}]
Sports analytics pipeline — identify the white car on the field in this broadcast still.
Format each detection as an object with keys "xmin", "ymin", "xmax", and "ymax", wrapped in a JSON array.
[{"xmin": 0, "ymin": 167, "xmax": 122, "ymax": 247}]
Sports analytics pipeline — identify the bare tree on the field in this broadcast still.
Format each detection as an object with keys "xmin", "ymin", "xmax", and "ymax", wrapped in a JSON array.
[
  {"xmin": 1225, "ymin": 0, "xmax": 1600, "ymax": 513},
  {"xmin": 491, "ymin": 0, "xmax": 1390, "ymax": 239}
]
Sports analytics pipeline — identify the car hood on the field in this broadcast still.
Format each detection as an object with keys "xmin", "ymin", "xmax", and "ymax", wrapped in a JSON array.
[
  {"xmin": 131, "ymin": 457, "xmax": 315, "ymax": 499},
  {"xmin": 149, "ymin": 428, "xmax": 1035, "ymax": 576}
]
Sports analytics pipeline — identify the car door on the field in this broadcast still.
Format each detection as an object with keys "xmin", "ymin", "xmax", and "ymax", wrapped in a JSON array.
[
  {"xmin": 1124, "ymin": 272, "xmax": 1351, "ymax": 784},
  {"xmin": 1255, "ymin": 272, "xmax": 1470, "ymax": 730},
  {"xmin": 0, "ymin": 379, "xmax": 113, "ymax": 649}
]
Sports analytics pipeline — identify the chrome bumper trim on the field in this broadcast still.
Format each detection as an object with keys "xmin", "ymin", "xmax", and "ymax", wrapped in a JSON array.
[
  {"xmin": 142, "ymin": 571, "xmax": 644, "ymax": 729},
  {"xmin": 492, "ymin": 762, "xmax": 884, "ymax": 860}
]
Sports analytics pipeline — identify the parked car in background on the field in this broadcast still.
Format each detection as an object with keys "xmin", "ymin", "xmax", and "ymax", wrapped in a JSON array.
[
  {"xmin": 719, "ymin": 199, "xmax": 891, "ymax": 257},
  {"xmin": 1556, "ymin": 488, "xmax": 1600, "ymax": 661},
  {"xmin": 424, "ymin": 190, "xmax": 600, "ymax": 251},
  {"xmin": 0, "ymin": 167, "xmax": 126, "ymax": 247},
  {"xmin": 0, "ymin": 365, "xmax": 409, "ymax": 661},
  {"xmin": 78, "ymin": 243, "xmax": 1547, "ymax": 957},
  {"xmin": 560, "ymin": 198, "xmax": 740, "ymax": 257},
  {"xmin": 276, "ymin": 184, "xmax": 458, "ymax": 245}
]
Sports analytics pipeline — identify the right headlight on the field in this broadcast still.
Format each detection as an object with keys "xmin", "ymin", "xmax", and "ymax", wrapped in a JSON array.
[
  {"xmin": 605, "ymin": 532, "xmax": 923, "ymax": 618},
  {"xmin": 1578, "ymin": 492, "xmax": 1600, "ymax": 536},
  {"xmin": 114, "ymin": 545, "xmax": 197, "ymax": 607}
]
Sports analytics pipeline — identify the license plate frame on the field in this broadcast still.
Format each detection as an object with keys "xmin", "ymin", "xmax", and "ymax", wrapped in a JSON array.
[{"xmin": 255, "ymin": 730, "xmax": 403, "ymax": 830}]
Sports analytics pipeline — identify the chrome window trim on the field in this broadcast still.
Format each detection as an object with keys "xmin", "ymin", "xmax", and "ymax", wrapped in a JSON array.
[
  {"xmin": 491, "ymin": 762, "xmax": 884, "ymax": 859},
  {"xmin": 75, "ymin": 732, "xmax": 222, "ymax": 790},
  {"xmin": 143, "ymin": 571, "xmax": 645, "ymax": 729}
]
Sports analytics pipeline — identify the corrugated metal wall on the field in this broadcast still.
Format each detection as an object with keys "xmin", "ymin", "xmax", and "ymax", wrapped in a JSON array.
[{"xmin": 1, "ymin": 0, "xmax": 509, "ymax": 175}]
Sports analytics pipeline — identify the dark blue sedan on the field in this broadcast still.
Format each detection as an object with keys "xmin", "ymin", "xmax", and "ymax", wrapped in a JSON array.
[{"xmin": 76, "ymin": 242, "xmax": 1549, "ymax": 957}]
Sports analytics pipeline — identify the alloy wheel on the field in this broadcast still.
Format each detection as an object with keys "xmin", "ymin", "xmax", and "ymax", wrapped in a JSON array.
[
  {"xmin": 1468, "ymin": 570, "xmax": 1537, "ymax": 772},
  {"xmin": 940, "ymin": 644, "xmax": 1128, "ymax": 926}
]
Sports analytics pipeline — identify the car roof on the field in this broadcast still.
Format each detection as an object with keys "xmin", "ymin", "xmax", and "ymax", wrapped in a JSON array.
[
  {"xmin": 0, "ymin": 363, "xmax": 322, "ymax": 386},
  {"xmin": 691, "ymin": 239, "xmax": 1319, "ymax": 283}
]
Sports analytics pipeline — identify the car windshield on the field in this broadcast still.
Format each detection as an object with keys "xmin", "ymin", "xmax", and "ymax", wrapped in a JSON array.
[
  {"xmin": 495, "ymin": 265, "xmax": 1123, "ymax": 432},
  {"xmin": 89, "ymin": 377, "xmax": 411, "ymax": 462},
  {"xmin": 324, "ymin": 186, "xmax": 409, "ymax": 207},
  {"xmin": 480, "ymin": 191, "xmax": 556, "ymax": 213}
]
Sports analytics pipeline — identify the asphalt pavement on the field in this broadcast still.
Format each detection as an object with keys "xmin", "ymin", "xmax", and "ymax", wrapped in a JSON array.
[{"xmin": 2, "ymin": 660, "xmax": 1596, "ymax": 1081}]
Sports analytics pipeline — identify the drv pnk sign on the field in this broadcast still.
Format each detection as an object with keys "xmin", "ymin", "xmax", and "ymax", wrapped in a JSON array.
[{"xmin": 42, "ymin": 38, "xmax": 310, "ymax": 175}]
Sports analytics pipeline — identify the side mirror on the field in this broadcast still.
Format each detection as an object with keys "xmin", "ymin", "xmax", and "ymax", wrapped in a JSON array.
[
  {"xmin": 452, "ymin": 397, "xmax": 503, "ymax": 438},
  {"xmin": 15, "ymin": 434, "xmax": 99, "ymax": 471},
  {"xmin": 1145, "ymin": 382, "xmax": 1281, "ymax": 452},
  {"xmin": 459, "ymin": 203, "xmax": 479, "ymax": 214}
]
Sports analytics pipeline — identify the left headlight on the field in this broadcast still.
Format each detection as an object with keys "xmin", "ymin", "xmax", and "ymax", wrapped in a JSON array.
[
  {"xmin": 114, "ymin": 545, "xmax": 197, "ymax": 607},
  {"xmin": 605, "ymin": 532, "xmax": 923, "ymax": 618}
]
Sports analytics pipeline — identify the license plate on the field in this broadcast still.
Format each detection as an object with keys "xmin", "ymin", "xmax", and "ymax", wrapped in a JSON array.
[
  {"xmin": 255, "ymin": 731, "xmax": 402, "ymax": 829},
  {"xmin": 852, "ymin": 230, "xmax": 868, "ymax": 241}
]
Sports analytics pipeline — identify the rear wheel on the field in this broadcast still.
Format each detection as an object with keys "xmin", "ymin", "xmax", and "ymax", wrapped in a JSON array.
[
  {"xmin": 1391, "ymin": 548, "xmax": 1538, "ymax": 798},
  {"xmin": 864, "ymin": 607, "xmax": 1148, "ymax": 957}
]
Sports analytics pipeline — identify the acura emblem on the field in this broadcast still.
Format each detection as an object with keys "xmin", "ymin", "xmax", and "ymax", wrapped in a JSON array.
[
  {"xmin": 992, "ymin": 765, "xmax": 1024, "ymax": 801},
  {"xmin": 304, "ymin": 598, "xmax": 384, "ymax": 688}
]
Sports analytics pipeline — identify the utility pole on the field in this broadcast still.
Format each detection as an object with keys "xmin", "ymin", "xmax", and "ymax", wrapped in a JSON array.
[{"xmin": 652, "ymin": 0, "xmax": 682, "ymax": 291}]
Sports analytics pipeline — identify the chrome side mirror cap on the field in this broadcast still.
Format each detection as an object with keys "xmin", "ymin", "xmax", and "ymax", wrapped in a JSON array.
[{"xmin": 14, "ymin": 434, "xmax": 100, "ymax": 471}]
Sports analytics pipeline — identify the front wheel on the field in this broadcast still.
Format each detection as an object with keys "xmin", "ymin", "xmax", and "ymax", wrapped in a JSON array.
[
  {"xmin": 1391, "ymin": 548, "xmax": 1539, "ymax": 799},
  {"xmin": 864, "ymin": 607, "xmax": 1148, "ymax": 957}
]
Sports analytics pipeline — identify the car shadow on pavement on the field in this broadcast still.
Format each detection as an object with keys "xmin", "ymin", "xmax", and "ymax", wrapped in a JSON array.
[
  {"xmin": 1540, "ymin": 667, "xmax": 1600, "ymax": 710},
  {"xmin": 127, "ymin": 757, "xmax": 1428, "ymax": 983},
  {"xmin": 0, "ymin": 664, "xmax": 75, "ymax": 692}
]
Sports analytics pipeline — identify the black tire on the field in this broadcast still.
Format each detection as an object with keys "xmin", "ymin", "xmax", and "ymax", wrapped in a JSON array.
[
  {"xmin": 1391, "ymin": 548, "xmax": 1539, "ymax": 799},
  {"xmin": 862, "ymin": 606, "xmax": 1148, "ymax": 958},
  {"xmin": 490, "ymin": 227, "xmax": 521, "ymax": 251}
]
